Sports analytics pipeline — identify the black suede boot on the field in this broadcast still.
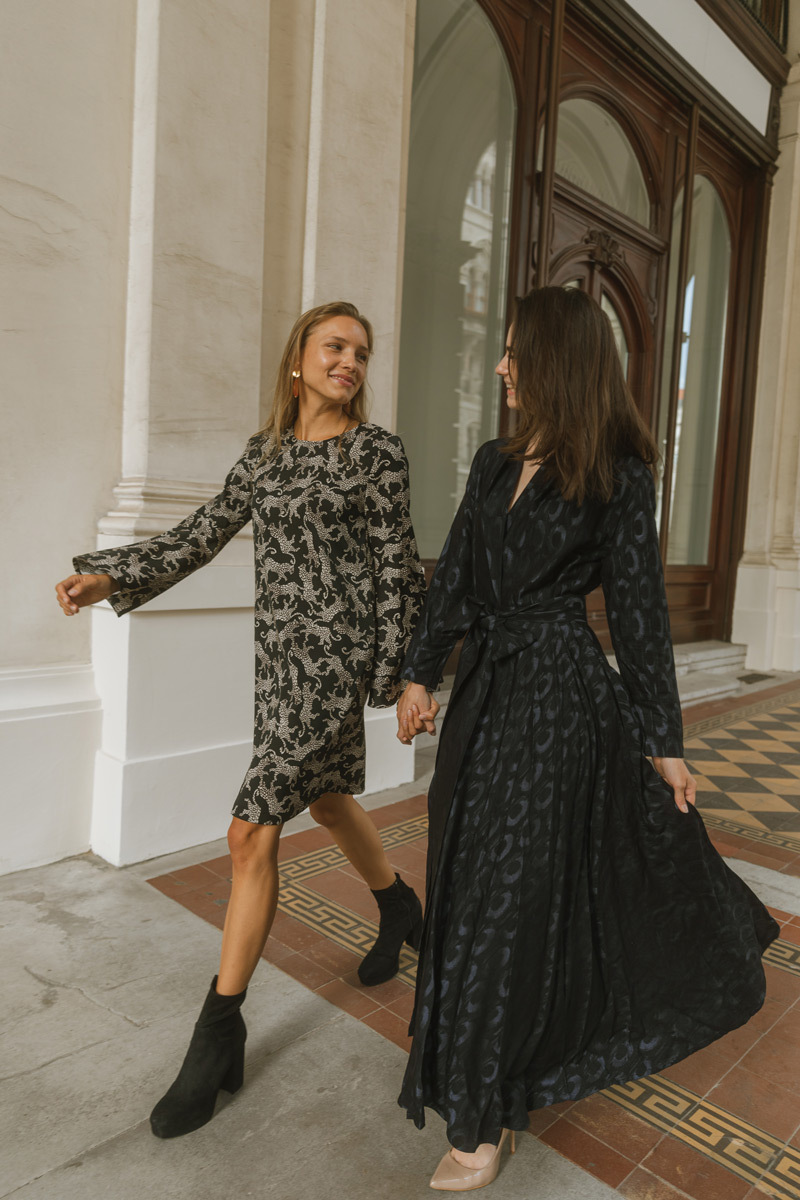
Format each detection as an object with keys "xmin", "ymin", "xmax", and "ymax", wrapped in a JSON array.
[
  {"xmin": 149, "ymin": 976, "xmax": 247, "ymax": 1138},
  {"xmin": 358, "ymin": 873, "xmax": 423, "ymax": 986}
]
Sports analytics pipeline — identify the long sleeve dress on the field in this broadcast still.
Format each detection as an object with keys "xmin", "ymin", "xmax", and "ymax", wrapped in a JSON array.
[
  {"xmin": 397, "ymin": 439, "xmax": 778, "ymax": 1152},
  {"xmin": 74, "ymin": 424, "xmax": 426, "ymax": 824}
]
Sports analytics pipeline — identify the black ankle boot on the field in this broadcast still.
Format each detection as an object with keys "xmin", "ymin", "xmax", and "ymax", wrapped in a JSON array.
[
  {"xmin": 358, "ymin": 873, "xmax": 423, "ymax": 987},
  {"xmin": 149, "ymin": 976, "xmax": 247, "ymax": 1138}
]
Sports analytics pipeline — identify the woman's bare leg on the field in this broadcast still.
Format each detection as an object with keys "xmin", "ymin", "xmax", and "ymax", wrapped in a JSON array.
[
  {"xmin": 310, "ymin": 792, "xmax": 395, "ymax": 890},
  {"xmin": 216, "ymin": 818, "xmax": 283, "ymax": 996}
]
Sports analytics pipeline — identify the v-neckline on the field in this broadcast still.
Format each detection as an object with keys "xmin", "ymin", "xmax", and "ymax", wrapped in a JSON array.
[{"xmin": 507, "ymin": 459, "xmax": 543, "ymax": 513}]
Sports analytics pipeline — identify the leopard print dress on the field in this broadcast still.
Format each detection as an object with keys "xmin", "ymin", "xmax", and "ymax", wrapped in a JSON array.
[{"xmin": 74, "ymin": 424, "xmax": 426, "ymax": 824}]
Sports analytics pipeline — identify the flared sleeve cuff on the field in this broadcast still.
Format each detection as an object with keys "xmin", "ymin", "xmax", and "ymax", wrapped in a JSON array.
[
  {"xmin": 72, "ymin": 550, "xmax": 155, "ymax": 617},
  {"xmin": 369, "ymin": 672, "xmax": 408, "ymax": 709}
]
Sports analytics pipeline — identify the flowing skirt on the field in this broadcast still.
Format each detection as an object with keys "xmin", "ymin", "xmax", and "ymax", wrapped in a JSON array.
[{"xmin": 398, "ymin": 623, "xmax": 779, "ymax": 1151}]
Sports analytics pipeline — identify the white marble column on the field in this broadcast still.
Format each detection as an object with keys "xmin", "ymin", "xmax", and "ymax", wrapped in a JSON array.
[
  {"xmin": 733, "ymin": 63, "xmax": 800, "ymax": 671},
  {"xmin": 296, "ymin": 0, "xmax": 417, "ymax": 430},
  {"xmin": 89, "ymin": 0, "xmax": 270, "ymax": 865}
]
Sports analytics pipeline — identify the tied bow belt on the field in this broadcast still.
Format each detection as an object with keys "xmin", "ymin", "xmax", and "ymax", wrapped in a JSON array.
[{"xmin": 454, "ymin": 593, "xmax": 588, "ymax": 666}]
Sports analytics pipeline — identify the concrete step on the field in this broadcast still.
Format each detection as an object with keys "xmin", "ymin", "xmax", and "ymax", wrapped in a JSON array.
[
  {"xmin": 607, "ymin": 641, "xmax": 751, "ymax": 704},
  {"xmin": 672, "ymin": 639, "xmax": 747, "ymax": 678},
  {"xmin": 675, "ymin": 668, "xmax": 742, "ymax": 705}
]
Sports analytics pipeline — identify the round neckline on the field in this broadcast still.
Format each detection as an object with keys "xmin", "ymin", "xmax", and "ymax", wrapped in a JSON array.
[{"xmin": 288, "ymin": 422, "xmax": 363, "ymax": 445}]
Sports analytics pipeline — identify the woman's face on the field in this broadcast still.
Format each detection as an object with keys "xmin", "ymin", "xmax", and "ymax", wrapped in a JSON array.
[
  {"xmin": 298, "ymin": 317, "xmax": 369, "ymax": 409},
  {"xmin": 495, "ymin": 325, "xmax": 517, "ymax": 408}
]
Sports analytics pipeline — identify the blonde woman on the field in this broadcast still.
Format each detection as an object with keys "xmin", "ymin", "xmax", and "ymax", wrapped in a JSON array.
[{"xmin": 55, "ymin": 301, "xmax": 426, "ymax": 1138}]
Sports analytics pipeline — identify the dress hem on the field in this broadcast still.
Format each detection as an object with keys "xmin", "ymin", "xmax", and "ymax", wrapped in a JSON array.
[{"xmin": 398, "ymin": 980, "xmax": 773, "ymax": 1152}]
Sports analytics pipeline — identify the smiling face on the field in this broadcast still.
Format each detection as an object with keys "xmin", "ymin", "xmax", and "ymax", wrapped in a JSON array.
[
  {"xmin": 495, "ymin": 324, "xmax": 518, "ymax": 408},
  {"xmin": 297, "ymin": 316, "xmax": 370, "ymax": 411}
]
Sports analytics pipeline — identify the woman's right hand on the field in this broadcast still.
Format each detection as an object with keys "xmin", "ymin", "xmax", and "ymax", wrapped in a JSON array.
[
  {"xmin": 55, "ymin": 573, "xmax": 117, "ymax": 616},
  {"xmin": 397, "ymin": 682, "xmax": 440, "ymax": 745}
]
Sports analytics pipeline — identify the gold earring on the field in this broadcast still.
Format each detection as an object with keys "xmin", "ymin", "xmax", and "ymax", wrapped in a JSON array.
[{"xmin": 292, "ymin": 369, "xmax": 300, "ymax": 399}]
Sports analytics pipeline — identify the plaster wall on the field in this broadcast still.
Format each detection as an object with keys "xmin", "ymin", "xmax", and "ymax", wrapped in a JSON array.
[
  {"xmin": 0, "ymin": 1, "xmax": 136, "ymax": 870},
  {"xmin": 0, "ymin": 0, "xmax": 135, "ymax": 672}
]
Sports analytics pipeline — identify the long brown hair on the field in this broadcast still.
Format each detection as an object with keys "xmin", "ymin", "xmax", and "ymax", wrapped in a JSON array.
[
  {"xmin": 259, "ymin": 301, "xmax": 374, "ymax": 454},
  {"xmin": 504, "ymin": 287, "xmax": 658, "ymax": 504}
]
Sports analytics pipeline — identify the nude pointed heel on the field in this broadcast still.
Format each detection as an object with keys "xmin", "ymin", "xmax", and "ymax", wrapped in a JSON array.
[{"xmin": 429, "ymin": 1128, "xmax": 516, "ymax": 1191}]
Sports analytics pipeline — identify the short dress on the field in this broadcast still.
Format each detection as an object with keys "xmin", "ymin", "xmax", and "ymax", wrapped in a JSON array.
[{"xmin": 74, "ymin": 423, "xmax": 426, "ymax": 824}]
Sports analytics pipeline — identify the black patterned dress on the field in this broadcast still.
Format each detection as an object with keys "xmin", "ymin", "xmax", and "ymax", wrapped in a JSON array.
[
  {"xmin": 74, "ymin": 424, "xmax": 426, "ymax": 824},
  {"xmin": 398, "ymin": 440, "xmax": 778, "ymax": 1152}
]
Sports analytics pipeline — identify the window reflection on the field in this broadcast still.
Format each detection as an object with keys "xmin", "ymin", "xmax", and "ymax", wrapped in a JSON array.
[
  {"xmin": 658, "ymin": 178, "xmax": 731, "ymax": 564},
  {"xmin": 397, "ymin": 0, "xmax": 515, "ymax": 558},
  {"xmin": 542, "ymin": 99, "xmax": 650, "ymax": 227},
  {"xmin": 600, "ymin": 293, "xmax": 630, "ymax": 377}
]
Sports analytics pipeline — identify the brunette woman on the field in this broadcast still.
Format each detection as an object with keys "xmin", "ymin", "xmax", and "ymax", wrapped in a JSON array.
[
  {"xmin": 396, "ymin": 287, "xmax": 778, "ymax": 1190},
  {"xmin": 55, "ymin": 301, "xmax": 426, "ymax": 1138}
]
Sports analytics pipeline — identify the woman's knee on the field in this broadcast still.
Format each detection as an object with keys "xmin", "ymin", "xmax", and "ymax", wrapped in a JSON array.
[
  {"xmin": 310, "ymin": 792, "xmax": 353, "ymax": 828},
  {"xmin": 227, "ymin": 817, "xmax": 280, "ymax": 871}
]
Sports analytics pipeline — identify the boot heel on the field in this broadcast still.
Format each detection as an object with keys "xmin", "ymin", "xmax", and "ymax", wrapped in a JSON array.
[
  {"xmin": 358, "ymin": 873, "xmax": 423, "ymax": 986},
  {"xmin": 405, "ymin": 915, "xmax": 423, "ymax": 952},
  {"xmin": 221, "ymin": 1049, "xmax": 244, "ymax": 1095}
]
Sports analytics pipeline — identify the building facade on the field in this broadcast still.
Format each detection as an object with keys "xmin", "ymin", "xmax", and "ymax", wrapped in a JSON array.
[{"xmin": 1, "ymin": 0, "xmax": 798, "ymax": 875}]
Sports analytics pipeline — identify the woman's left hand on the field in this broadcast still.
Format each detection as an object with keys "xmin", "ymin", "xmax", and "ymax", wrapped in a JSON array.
[
  {"xmin": 652, "ymin": 757, "xmax": 697, "ymax": 814},
  {"xmin": 396, "ymin": 682, "xmax": 440, "ymax": 745}
]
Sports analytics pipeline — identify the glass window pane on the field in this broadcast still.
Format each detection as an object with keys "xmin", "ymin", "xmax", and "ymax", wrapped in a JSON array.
[
  {"xmin": 601, "ymin": 292, "xmax": 629, "ymax": 378},
  {"xmin": 543, "ymin": 99, "xmax": 650, "ymax": 226},
  {"xmin": 397, "ymin": 0, "xmax": 516, "ymax": 558},
  {"xmin": 659, "ymin": 178, "xmax": 731, "ymax": 565},
  {"xmin": 655, "ymin": 187, "xmax": 683, "ymax": 530}
]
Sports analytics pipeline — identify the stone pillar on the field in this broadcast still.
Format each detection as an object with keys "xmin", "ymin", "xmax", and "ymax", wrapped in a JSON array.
[
  {"xmin": 296, "ymin": 0, "xmax": 417, "ymax": 430},
  {"xmin": 89, "ymin": 0, "xmax": 270, "ymax": 864},
  {"xmin": 733, "ymin": 63, "xmax": 800, "ymax": 671}
]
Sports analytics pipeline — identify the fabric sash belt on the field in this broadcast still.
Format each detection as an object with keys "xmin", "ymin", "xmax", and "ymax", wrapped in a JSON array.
[
  {"xmin": 420, "ymin": 592, "xmax": 590, "ymax": 924},
  {"xmin": 452, "ymin": 593, "xmax": 588, "ymax": 673}
]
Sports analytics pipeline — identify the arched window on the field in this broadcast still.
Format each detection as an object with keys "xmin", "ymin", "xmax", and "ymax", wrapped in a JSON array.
[
  {"xmin": 658, "ymin": 177, "xmax": 732, "ymax": 564},
  {"xmin": 396, "ymin": 0, "xmax": 516, "ymax": 558},
  {"xmin": 544, "ymin": 98, "xmax": 650, "ymax": 226}
]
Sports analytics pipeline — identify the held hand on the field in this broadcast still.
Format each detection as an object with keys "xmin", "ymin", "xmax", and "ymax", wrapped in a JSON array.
[
  {"xmin": 396, "ymin": 682, "xmax": 440, "ymax": 745},
  {"xmin": 55, "ymin": 573, "xmax": 117, "ymax": 616},
  {"xmin": 652, "ymin": 757, "xmax": 697, "ymax": 814}
]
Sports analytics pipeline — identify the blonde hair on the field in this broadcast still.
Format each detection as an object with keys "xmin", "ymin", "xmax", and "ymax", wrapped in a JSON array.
[{"xmin": 259, "ymin": 301, "xmax": 374, "ymax": 454}]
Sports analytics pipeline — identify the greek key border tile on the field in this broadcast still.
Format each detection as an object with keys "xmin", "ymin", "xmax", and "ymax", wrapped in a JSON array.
[
  {"xmin": 608, "ymin": 1076, "xmax": 800, "ymax": 1196},
  {"xmin": 701, "ymin": 812, "xmax": 800, "ymax": 854},
  {"xmin": 278, "ymin": 814, "xmax": 428, "ymax": 885},
  {"xmin": 683, "ymin": 687, "xmax": 800, "ymax": 739},
  {"xmin": 276, "ymin": 881, "xmax": 418, "ymax": 986},
  {"xmin": 764, "ymin": 938, "xmax": 800, "ymax": 977}
]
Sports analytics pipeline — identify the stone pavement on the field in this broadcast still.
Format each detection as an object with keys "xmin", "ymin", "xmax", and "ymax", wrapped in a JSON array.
[
  {"xmin": 4, "ymin": 680, "xmax": 800, "ymax": 1199},
  {"xmin": 0, "ymin": 847, "xmax": 618, "ymax": 1200}
]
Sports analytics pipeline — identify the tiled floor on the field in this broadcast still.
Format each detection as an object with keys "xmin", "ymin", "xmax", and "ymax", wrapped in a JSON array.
[
  {"xmin": 149, "ymin": 683, "xmax": 800, "ymax": 1200},
  {"xmin": 684, "ymin": 681, "xmax": 800, "ymax": 880}
]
